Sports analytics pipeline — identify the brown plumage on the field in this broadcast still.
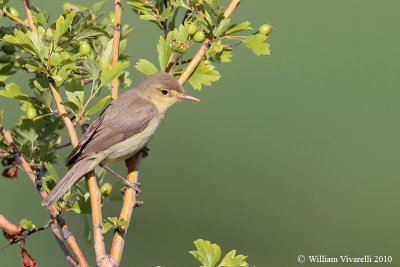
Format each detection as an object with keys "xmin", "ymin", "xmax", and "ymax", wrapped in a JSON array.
[{"xmin": 42, "ymin": 72, "xmax": 199, "ymax": 208}]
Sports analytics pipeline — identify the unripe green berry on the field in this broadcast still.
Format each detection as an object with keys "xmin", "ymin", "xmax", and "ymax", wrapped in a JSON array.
[
  {"xmin": 8, "ymin": 7, "xmax": 19, "ymax": 18},
  {"xmin": 2, "ymin": 44, "xmax": 15, "ymax": 55},
  {"xmin": 194, "ymin": 31, "xmax": 206, "ymax": 43},
  {"xmin": 26, "ymin": 105, "xmax": 37, "ymax": 119},
  {"xmin": 259, "ymin": 23, "xmax": 273, "ymax": 36},
  {"xmin": 79, "ymin": 41, "xmax": 91, "ymax": 55},
  {"xmin": 0, "ymin": 54, "xmax": 11, "ymax": 63},
  {"xmin": 187, "ymin": 23, "xmax": 198, "ymax": 36},
  {"xmin": 178, "ymin": 44, "xmax": 188, "ymax": 54},
  {"xmin": 101, "ymin": 183, "xmax": 112, "ymax": 196},
  {"xmin": 170, "ymin": 40, "xmax": 180, "ymax": 52}
]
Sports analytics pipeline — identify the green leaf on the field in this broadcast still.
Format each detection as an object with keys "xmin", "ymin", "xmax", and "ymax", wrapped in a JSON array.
[
  {"xmin": 202, "ymin": 1, "xmax": 224, "ymax": 26},
  {"xmin": 0, "ymin": 83, "xmax": 25, "ymax": 99},
  {"xmin": 44, "ymin": 162, "xmax": 59, "ymax": 181},
  {"xmin": 107, "ymin": 217, "xmax": 118, "ymax": 225},
  {"xmin": 41, "ymin": 175, "xmax": 57, "ymax": 193},
  {"xmin": 0, "ymin": 64, "xmax": 16, "ymax": 82},
  {"xmin": 54, "ymin": 12, "xmax": 76, "ymax": 45},
  {"xmin": 33, "ymin": 8, "xmax": 49, "ymax": 29},
  {"xmin": 100, "ymin": 62, "xmax": 130, "ymax": 88},
  {"xmin": 215, "ymin": 49, "xmax": 232, "ymax": 63},
  {"xmin": 83, "ymin": 56, "xmax": 101, "ymax": 80},
  {"xmin": 139, "ymin": 14, "xmax": 158, "ymax": 21},
  {"xmin": 86, "ymin": 95, "xmax": 110, "ymax": 116},
  {"xmin": 160, "ymin": 7, "xmax": 173, "ymax": 20},
  {"xmin": 19, "ymin": 219, "xmax": 36, "ymax": 232},
  {"xmin": 91, "ymin": 0, "xmax": 108, "ymax": 13},
  {"xmin": 189, "ymin": 239, "xmax": 222, "ymax": 267},
  {"xmin": 241, "ymin": 34, "xmax": 270, "ymax": 56},
  {"xmin": 76, "ymin": 26, "xmax": 106, "ymax": 40},
  {"xmin": 118, "ymin": 219, "xmax": 128, "ymax": 227},
  {"xmin": 65, "ymin": 80, "xmax": 84, "ymax": 110},
  {"xmin": 157, "ymin": 32, "xmax": 173, "ymax": 71},
  {"xmin": 0, "ymin": 110, "xmax": 3, "ymax": 124},
  {"xmin": 62, "ymin": 101, "xmax": 80, "ymax": 116},
  {"xmin": 188, "ymin": 60, "xmax": 220, "ymax": 90},
  {"xmin": 215, "ymin": 18, "xmax": 230, "ymax": 37},
  {"xmin": 219, "ymin": 250, "xmax": 248, "ymax": 267},
  {"xmin": 225, "ymin": 22, "xmax": 252, "ymax": 35},
  {"xmin": 19, "ymin": 119, "xmax": 40, "ymax": 145},
  {"xmin": 135, "ymin": 59, "xmax": 158, "ymax": 75},
  {"xmin": 101, "ymin": 38, "xmax": 114, "ymax": 67},
  {"xmin": 118, "ymin": 71, "xmax": 131, "ymax": 89},
  {"xmin": 34, "ymin": 89, "xmax": 52, "ymax": 107},
  {"xmin": 102, "ymin": 222, "xmax": 113, "ymax": 234},
  {"xmin": 53, "ymin": 65, "xmax": 72, "ymax": 87}
]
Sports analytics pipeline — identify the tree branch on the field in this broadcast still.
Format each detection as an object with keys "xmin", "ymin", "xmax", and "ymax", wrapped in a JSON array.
[
  {"xmin": 0, "ymin": 126, "xmax": 86, "ymax": 267},
  {"xmin": 109, "ymin": 153, "xmax": 143, "ymax": 266},
  {"xmin": 2, "ymin": 7, "xmax": 30, "ymax": 28},
  {"xmin": 177, "ymin": 0, "xmax": 241, "ymax": 85},
  {"xmin": 111, "ymin": 0, "xmax": 122, "ymax": 100},
  {"xmin": 23, "ymin": 0, "xmax": 38, "ymax": 34}
]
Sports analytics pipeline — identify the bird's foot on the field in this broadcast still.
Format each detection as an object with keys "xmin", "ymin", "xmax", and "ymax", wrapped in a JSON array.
[
  {"xmin": 140, "ymin": 147, "xmax": 150, "ymax": 158},
  {"xmin": 120, "ymin": 181, "xmax": 141, "ymax": 195}
]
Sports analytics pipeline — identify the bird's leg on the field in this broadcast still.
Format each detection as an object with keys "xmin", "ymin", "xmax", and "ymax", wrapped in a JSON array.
[{"xmin": 101, "ymin": 165, "xmax": 141, "ymax": 194}]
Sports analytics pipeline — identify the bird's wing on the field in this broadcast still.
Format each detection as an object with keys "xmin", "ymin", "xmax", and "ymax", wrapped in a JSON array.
[{"xmin": 66, "ymin": 98, "xmax": 155, "ymax": 166}]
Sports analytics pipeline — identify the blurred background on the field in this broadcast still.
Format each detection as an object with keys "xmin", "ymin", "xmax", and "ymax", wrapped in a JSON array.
[{"xmin": 1, "ymin": 0, "xmax": 400, "ymax": 266}]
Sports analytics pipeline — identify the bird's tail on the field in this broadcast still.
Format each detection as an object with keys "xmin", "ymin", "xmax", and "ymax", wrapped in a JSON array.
[{"xmin": 42, "ymin": 158, "xmax": 95, "ymax": 208}]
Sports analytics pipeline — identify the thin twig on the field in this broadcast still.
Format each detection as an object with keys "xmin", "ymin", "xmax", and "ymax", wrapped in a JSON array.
[
  {"xmin": 110, "ymin": 0, "xmax": 122, "ymax": 100},
  {"xmin": 223, "ymin": 40, "xmax": 241, "ymax": 48},
  {"xmin": 109, "ymin": 153, "xmax": 143, "ymax": 266},
  {"xmin": 2, "ymin": 7, "xmax": 30, "ymax": 28}
]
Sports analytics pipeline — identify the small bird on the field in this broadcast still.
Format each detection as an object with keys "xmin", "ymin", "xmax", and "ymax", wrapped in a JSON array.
[{"xmin": 42, "ymin": 72, "xmax": 199, "ymax": 208}]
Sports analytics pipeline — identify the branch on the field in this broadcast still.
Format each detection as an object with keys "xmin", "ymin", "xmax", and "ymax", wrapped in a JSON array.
[
  {"xmin": 111, "ymin": 0, "xmax": 122, "ymax": 100},
  {"xmin": 0, "ymin": 125, "xmax": 86, "ymax": 267},
  {"xmin": 109, "ymin": 153, "xmax": 143, "ymax": 266},
  {"xmin": 23, "ymin": 0, "xmax": 38, "ymax": 34},
  {"xmin": 2, "ymin": 7, "xmax": 30, "ymax": 28},
  {"xmin": 177, "ymin": 0, "xmax": 241, "ymax": 85}
]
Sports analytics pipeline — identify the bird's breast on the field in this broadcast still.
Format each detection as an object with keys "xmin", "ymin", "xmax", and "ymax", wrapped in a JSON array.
[{"xmin": 100, "ymin": 116, "xmax": 162, "ymax": 163}]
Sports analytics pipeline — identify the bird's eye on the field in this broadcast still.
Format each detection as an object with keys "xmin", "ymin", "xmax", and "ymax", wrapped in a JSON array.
[{"xmin": 161, "ymin": 89, "xmax": 168, "ymax": 95}]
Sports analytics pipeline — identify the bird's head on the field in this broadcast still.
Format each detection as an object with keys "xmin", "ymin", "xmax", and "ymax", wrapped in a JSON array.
[{"xmin": 136, "ymin": 71, "xmax": 199, "ymax": 112}]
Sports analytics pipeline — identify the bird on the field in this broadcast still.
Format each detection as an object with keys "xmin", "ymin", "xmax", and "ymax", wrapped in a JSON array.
[{"xmin": 42, "ymin": 71, "xmax": 199, "ymax": 208}]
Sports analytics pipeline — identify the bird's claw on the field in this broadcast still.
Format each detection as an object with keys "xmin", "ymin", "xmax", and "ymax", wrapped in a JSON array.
[
  {"xmin": 140, "ymin": 147, "xmax": 150, "ymax": 158},
  {"xmin": 120, "ymin": 181, "xmax": 141, "ymax": 195}
]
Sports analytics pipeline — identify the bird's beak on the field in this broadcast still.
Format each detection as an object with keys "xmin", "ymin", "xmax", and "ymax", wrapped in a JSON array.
[{"xmin": 177, "ymin": 93, "xmax": 200, "ymax": 102}]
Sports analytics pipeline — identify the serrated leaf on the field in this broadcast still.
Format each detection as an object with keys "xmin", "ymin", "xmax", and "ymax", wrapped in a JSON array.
[
  {"xmin": 76, "ymin": 26, "xmax": 106, "ymax": 40},
  {"xmin": 54, "ymin": 12, "xmax": 76, "ymax": 45},
  {"xmin": 118, "ymin": 71, "xmax": 131, "ymax": 88},
  {"xmin": 139, "ymin": 14, "xmax": 158, "ymax": 21},
  {"xmin": 188, "ymin": 60, "xmax": 220, "ymax": 90},
  {"xmin": 86, "ymin": 95, "xmax": 110, "ymax": 116},
  {"xmin": 219, "ymin": 250, "xmax": 248, "ymax": 267},
  {"xmin": 44, "ymin": 162, "xmax": 59, "ymax": 181},
  {"xmin": 92, "ymin": 0, "xmax": 108, "ymax": 13},
  {"xmin": 34, "ymin": 89, "xmax": 52, "ymax": 107},
  {"xmin": 62, "ymin": 101, "xmax": 80, "ymax": 116},
  {"xmin": 157, "ymin": 32, "xmax": 173, "ymax": 71},
  {"xmin": 215, "ymin": 18, "xmax": 230, "ymax": 37},
  {"xmin": 0, "ymin": 83, "xmax": 25, "ymax": 99},
  {"xmin": 65, "ymin": 80, "xmax": 84, "ymax": 109},
  {"xmin": 202, "ymin": 1, "xmax": 224, "ymax": 26},
  {"xmin": 118, "ymin": 219, "xmax": 128, "ymax": 227},
  {"xmin": 101, "ymin": 38, "xmax": 113, "ymax": 67},
  {"xmin": 83, "ymin": 56, "xmax": 101, "ymax": 80},
  {"xmin": 100, "ymin": 62, "xmax": 130, "ymax": 88},
  {"xmin": 53, "ymin": 65, "xmax": 72, "ymax": 87},
  {"xmin": 102, "ymin": 222, "xmax": 113, "ymax": 234},
  {"xmin": 225, "ymin": 22, "xmax": 252, "ymax": 35},
  {"xmin": 19, "ymin": 219, "xmax": 36, "ymax": 232},
  {"xmin": 160, "ymin": 7, "xmax": 173, "ymax": 20},
  {"xmin": 33, "ymin": 8, "xmax": 49, "ymax": 29},
  {"xmin": 215, "ymin": 49, "xmax": 232, "ymax": 63},
  {"xmin": 19, "ymin": 119, "xmax": 40, "ymax": 145},
  {"xmin": 241, "ymin": 34, "xmax": 270, "ymax": 56},
  {"xmin": 135, "ymin": 59, "xmax": 158, "ymax": 75},
  {"xmin": 107, "ymin": 217, "xmax": 119, "ymax": 225},
  {"xmin": 172, "ymin": 24, "xmax": 189, "ymax": 43},
  {"xmin": 189, "ymin": 239, "xmax": 222, "ymax": 267},
  {"xmin": 41, "ymin": 175, "xmax": 57, "ymax": 193}
]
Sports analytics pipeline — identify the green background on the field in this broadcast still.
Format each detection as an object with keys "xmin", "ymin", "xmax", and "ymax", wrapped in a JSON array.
[{"xmin": 1, "ymin": 0, "xmax": 400, "ymax": 266}]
